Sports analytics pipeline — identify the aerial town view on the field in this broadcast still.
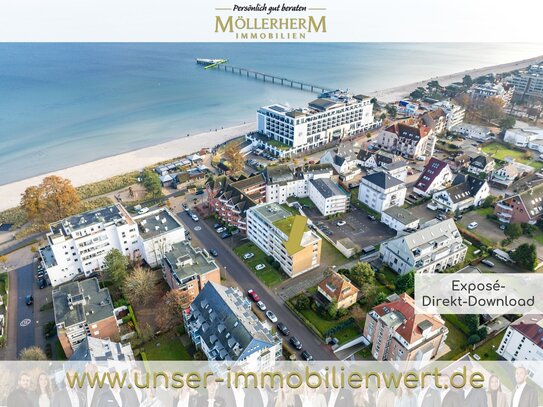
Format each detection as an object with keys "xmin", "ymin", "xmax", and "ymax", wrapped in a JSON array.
[{"xmin": 1, "ymin": 42, "xmax": 543, "ymax": 404}]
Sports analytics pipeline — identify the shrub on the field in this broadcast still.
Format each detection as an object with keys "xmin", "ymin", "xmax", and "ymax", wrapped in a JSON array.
[
  {"xmin": 468, "ymin": 334, "xmax": 481, "ymax": 345},
  {"xmin": 296, "ymin": 295, "xmax": 310, "ymax": 310}
]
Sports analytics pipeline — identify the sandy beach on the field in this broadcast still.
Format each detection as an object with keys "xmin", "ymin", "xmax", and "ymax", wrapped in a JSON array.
[
  {"xmin": 369, "ymin": 54, "xmax": 543, "ymax": 103},
  {"xmin": 1, "ymin": 54, "xmax": 542, "ymax": 213},
  {"xmin": 0, "ymin": 123, "xmax": 256, "ymax": 211}
]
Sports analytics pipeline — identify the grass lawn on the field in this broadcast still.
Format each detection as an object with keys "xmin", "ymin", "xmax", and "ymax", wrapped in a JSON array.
[
  {"xmin": 52, "ymin": 337, "xmax": 68, "ymax": 361},
  {"xmin": 233, "ymin": 242, "xmax": 286, "ymax": 287},
  {"xmin": 0, "ymin": 273, "xmax": 7, "ymax": 296},
  {"xmin": 440, "ymin": 317, "xmax": 469, "ymax": 360},
  {"xmin": 473, "ymin": 332, "xmax": 505, "ymax": 361},
  {"xmin": 464, "ymin": 242, "xmax": 483, "ymax": 264},
  {"xmin": 533, "ymin": 231, "xmax": 543, "ymax": 245},
  {"xmin": 318, "ymin": 235, "xmax": 349, "ymax": 269},
  {"xmin": 482, "ymin": 142, "xmax": 543, "ymax": 171},
  {"xmin": 142, "ymin": 331, "xmax": 191, "ymax": 361},
  {"xmin": 474, "ymin": 207, "xmax": 494, "ymax": 217},
  {"xmin": 297, "ymin": 306, "xmax": 361, "ymax": 344},
  {"xmin": 296, "ymin": 197, "xmax": 315, "ymax": 208}
]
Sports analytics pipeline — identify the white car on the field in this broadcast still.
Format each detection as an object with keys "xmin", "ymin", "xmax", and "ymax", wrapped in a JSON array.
[
  {"xmin": 191, "ymin": 213, "xmax": 199, "ymax": 222},
  {"xmin": 256, "ymin": 301, "xmax": 266, "ymax": 311},
  {"xmin": 265, "ymin": 310, "xmax": 278, "ymax": 323},
  {"xmin": 243, "ymin": 252, "xmax": 254, "ymax": 260},
  {"xmin": 467, "ymin": 222, "xmax": 478, "ymax": 230},
  {"xmin": 137, "ymin": 207, "xmax": 149, "ymax": 215},
  {"xmin": 255, "ymin": 264, "xmax": 266, "ymax": 271},
  {"xmin": 216, "ymin": 227, "xmax": 226, "ymax": 234},
  {"xmin": 336, "ymin": 220, "xmax": 346, "ymax": 227}
]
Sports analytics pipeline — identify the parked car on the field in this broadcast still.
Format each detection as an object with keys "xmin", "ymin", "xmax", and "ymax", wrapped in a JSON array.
[
  {"xmin": 191, "ymin": 213, "xmax": 199, "ymax": 222},
  {"xmin": 265, "ymin": 311, "xmax": 278, "ymax": 323},
  {"xmin": 409, "ymin": 194, "xmax": 419, "ymax": 200},
  {"xmin": 209, "ymin": 249, "xmax": 218, "ymax": 257},
  {"xmin": 247, "ymin": 289, "xmax": 260, "ymax": 302},
  {"xmin": 367, "ymin": 214, "xmax": 376, "ymax": 221},
  {"xmin": 25, "ymin": 294, "xmax": 33, "ymax": 306},
  {"xmin": 38, "ymin": 279, "xmax": 47, "ymax": 289},
  {"xmin": 416, "ymin": 156, "xmax": 426, "ymax": 161},
  {"xmin": 195, "ymin": 189, "xmax": 204, "ymax": 195},
  {"xmin": 138, "ymin": 207, "xmax": 149, "ymax": 215},
  {"xmin": 467, "ymin": 222, "xmax": 478, "ymax": 230},
  {"xmin": 213, "ymin": 223, "xmax": 222, "ymax": 229},
  {"xmin": 231, "ymin": 228, "xmax": 240, "ymax": 235},
  {"xmin": 499, "ymin": 224, "xmax": 506, "ymax": 230},
  {"xmin": 427, "ymin": 202, "xmax": 439, "ymax": 211},
  {"xmin": 289, "ymin": 336, "xmax": 302, "ymax": 350},
  {"xmin": 182, "ymin": 203, "xmax": 189, "ymax": 212},
  {"xmin": 454, "ymin": 214, "xmax": 463, "ymax": 221},
  {"xmin": 277, "ymin": 322, "xmax": 290, "ymax": 336},
  {"xmin": 220, "ymin": 231, "xmax": 232, "ymax": 239},
  {"xmin": 301, "ymin": 351, "xmax": 314, "ymax": 361},
  {"xmin": 336, "ymin": 220, "xmax": 347, "ymax": 227},
  {"xmin": 436, "ymin": 214, "xmax": 446, "ymax": 221},
  {"xmin": 255, "ymin": 264, "xmax": 266, "ymax": 271},
  {"xmin": 481, "ymin": 259, "xmax": 495, "ymax": 267},
  {"xmin": 256, "ymin": 301, "xmax": 267, "ymax": 311},
  {"xmin": 216, "ymin": 227, "xmax": 226, "ymax": 234},
  {"xmin": 243, "ymin": 252, "xmax": 255, "ymax": 260}
]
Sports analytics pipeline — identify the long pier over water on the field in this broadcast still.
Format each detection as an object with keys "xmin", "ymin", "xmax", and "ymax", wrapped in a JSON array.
[{"xmin": 211, "ymin": 63, "xmax": 332, "ymax": 94}]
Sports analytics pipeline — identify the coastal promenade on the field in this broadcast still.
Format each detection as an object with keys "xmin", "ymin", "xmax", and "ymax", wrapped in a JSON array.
[{"xmin": 0, "ymin": 122, "xmax": 256, "ymax": 211}]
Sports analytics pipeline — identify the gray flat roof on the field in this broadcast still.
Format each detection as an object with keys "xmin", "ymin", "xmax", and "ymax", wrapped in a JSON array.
[
  {"xmin": 164, "ymin": 241, "xmax": 218, "ymax": 283},
  {"xmin": 309, "ymin": 178, "xmax": 347, "ymax": 199},
  {"xmin": 135, "ymin": 209, "xmax": 183, "ymax": 239},
  {"xmin": 383, "ymin": 206, "xmax": 419, "ymax": 225}
]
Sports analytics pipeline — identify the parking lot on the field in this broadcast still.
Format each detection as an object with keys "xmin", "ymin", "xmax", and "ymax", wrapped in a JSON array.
[{"xmin": 305, "ymin": 205, "xmax": 396, "ymax": 249}]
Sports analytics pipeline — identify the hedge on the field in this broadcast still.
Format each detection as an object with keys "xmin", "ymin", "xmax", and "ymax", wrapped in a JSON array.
[{"xmin": 324, "ymin": 318, "xmax": 355, "ymax": 337}]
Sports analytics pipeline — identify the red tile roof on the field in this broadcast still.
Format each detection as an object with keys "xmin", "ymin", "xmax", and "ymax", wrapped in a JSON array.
[
  {"xmin": 511, "ymin": 314, "xmax": 543, "ymax": 349},
  {"xmin": 414, "ymin": 157, "xmax": 450, "ymax": 193}
]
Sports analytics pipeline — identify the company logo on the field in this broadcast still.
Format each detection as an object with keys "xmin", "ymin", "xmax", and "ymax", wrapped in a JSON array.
[{"xmin": 215, "ymin": 3, "xmax": 327, "ymax": 40}]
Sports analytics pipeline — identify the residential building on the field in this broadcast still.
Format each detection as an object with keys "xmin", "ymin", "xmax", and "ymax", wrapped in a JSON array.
[
  {"xmin": 378, "ymin": 160, "xmax": 408, "ymax": 182},
  {"xmin": 246, "ymin": 203, "xmax": 321, "ymax": 278},
  {"xmin": 432, "ymin": 101, "xmax": 465, "ymax": 130},
  {"xmin": 319, "ymin": 141, "xmax": 362, "ymax": 181},
  {"xmin": 451, "ymin": 123, "xmax": 493, "ymax": 141},
  {"xmin": 363, "ymin": 293, "xmax": 448, "ymax": 362},
  {"xmin": 495, "ymin": 183, "xmax": 543, "ymax": 224},
  {"xmin": 431, "ymin": 175, "xmax": 490, "ymax": 213},
  {"xmin": 133, "ymin": 208, "xmax": 186, "ymax": 268},
  {"xmin": 53, "ymin": 278, "xmax": 119, "ymax": 358},
  {"xmin": 317, "ymin": 272, "xmax": 359, "ymax": 309},
  {"xmin": 469, "ymin": 82, "xmax": 514, "ymax": 106},
  {"xmin": 413, "ymin": 158, "xmax": 454, "ymax": 197},
  {"xmin": 504, "ymin": 127, "xmax": 543, "ymax": 148},
  {"xmin": 509, "ymin": 63, "xmax": 543, "ymax": 101},
  {"xmin": 358, "ymin": 172, "xmax": 406, "ymax": 213},
  {"xmin": 184, "ymin": 282, "xmax": 281, "ymax": 369},
  {"xmin": 490, "ymin": 163, "xmax": 519, "ymax": 189},
  {"xmin": 381, "ymin": 206, "xmax": 420, "ymax": 232},
  {"xmin": 467, "ymin": 155, "xmax": 495, "ymax": 176},
  {"xmin": 420, "ymin": 108, "xmax": 447, "ymax": 134},
  {"xmin": 497, "ymin": 314, "xmax": 543, "ymax": 365},
  {"xmin": 40, "ymin": 204, "xmax": 141, "ymax": 287},
  {"xmin": 205, "ymin": 174, "xmax": 266, "ymax": 232},
  {"xmin": 162, "ymin": 241, "xmax": 221, "ymax": 307},
  {"xmin": 264, "ymin": 163, "xmax": 334, "ymax": 204},
  {"xmin": 376, "ymin": 122, "xmax": 436, "ymax": 159},
  {"xmin": 308, "ymin": 178, "xmax": 349, "ymax": 216},
  {"xmin": 247, "ymin": 90, "xmax": 377, "ymax": 157},
  {"xmin": 70, "ymin": 337, "xmax": 134, "ymax": 362},
  {"xmin": 380, "ymin": 219, "xmax": 467, "ymax": 275}
]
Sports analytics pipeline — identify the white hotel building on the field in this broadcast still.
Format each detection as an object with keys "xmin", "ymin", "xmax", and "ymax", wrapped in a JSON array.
[
  {"xmin": 40, "ymin": 204, "xmax": 185, "ymax": 286},
  {"xmin": 247, "ymin": 90, "xmax": 377, "ymax": 157}
]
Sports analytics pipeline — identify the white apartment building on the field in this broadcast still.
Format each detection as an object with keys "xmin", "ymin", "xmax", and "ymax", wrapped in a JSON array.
[
  {"xmin": 376, "ymin": 122, "xmax": 436, "ymax": 159},
  {"xmin": 246, "ymin": 203, "xmax": 321, "ymax": 278},
  {"xmin": 184, "ymin": 282, "xmax": 281, "ymax": 371},
  {"xmin": 431, "ymin": 175, "xmax": 490, "ymax": 213},
  {"xmin": 358, "ymin": 171, "xmax": 406, "ymax": 213},
  {"xmin": 432, "ymin": 101, "xmax": 465, "ymax": 130},
  {"xmin": 470, "ymin": 82, "xmax": 514, "ymax": 106},
  {"xmin": 381, "ymin": 206, "xmax": 420, "ymax": 232},
  {"xmin": 498, "ymin": 314, "xmax": 543, "ymax": 362},
  {"xmin": 504, "ymin": 127, "xmax": 543, "ymax": 148},
  {"xmin": 380, "ymin": 219, "xmax": 467, "ymax": 275},
  {"xmin": 41, "ymin": 204, "xmax": 141, "ymax": 286},
  {"xmin": 41, "ymin": 204, "xmax": 185, "ymax": 286},
  {"xmin": 264, "ymin": 164, "xmax": 333, "ymax": 204},
  {"xmin": 308, "ymin": 178, "xmax": 349, "ymax": 216},
  {"xmin": 133, "ymin": 208, "xmax": 186, "ymax": 267},
  {"xmin": 451, "ymin": 123, "xmax": 493, "ymax": 142},
  {"xmin": 247, "ymin": 90, "xmax": 377, "ymax": 157},
  {"xmin": 509, "ymin": 63, "xmax": 543, "ymax": 101}
]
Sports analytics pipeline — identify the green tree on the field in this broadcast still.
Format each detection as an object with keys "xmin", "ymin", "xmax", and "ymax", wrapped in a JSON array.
[
  {"xmin": 102, "ymin": 249, "xmax": 128, "ymax": 286},
  {"xmin": 326, "ymin": 302, "xmax": 338, "ymax": 319},
  {"xmin": 223, "ymin": 143, "xmax": 244, "ymax": 174},
  {"xmin": 395, "ymin": 272, "xmax": 414, "ymax": 294},
  {"xmin": 296, "ymin": 295, "xmax": 310, "ymax": 310},
  {"xmin": 504, "ymin": 223, "xmax": 522, "ymax": 240},
  {"xmin": 462, "ymin": 75, "xmax": 474, "ymax": 87},
  {"xmin": 348, "ymin": 262, "xmax": 375, "ymax": 290},
  {"xmin": 410, "ymin": 89, "xmax": 425, "ymax": 100},
  {"xmin": 373, "ymin": 292, "xmax": 388, "ymax": 306},
  {"xmin": 481, "ymin": 195, "xmax": 497, "ymax": 208},
  {"xmin": 511, "ymin": 243, "xmax": 537, "ymax": 271},
  {"xmin": 385, "ymin": 105, "xmax": 397, "ymax": 118},
  {"xmin": 463, "ymin": 314, "xmax": 480, "ymax": 334},
  {"xmin": 499, "ymin": 116, "xmax": 516, "ymax": 131},
  {"xmin": 142, "ymin": 169, "xmax": 162, "ymax": 197}
]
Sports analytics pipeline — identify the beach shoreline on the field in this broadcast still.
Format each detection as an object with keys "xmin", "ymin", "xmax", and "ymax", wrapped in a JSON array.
[
  {"xmin": 369, "ymin": 54, "xmax": 543, "ymax": 103},
  {"xmin": 0, "ymin": 122, "xmax": 256, "ymax": 212},
  {"xmin": 1, "ymin": 54, "xmax": 542, "ymax": 212}
]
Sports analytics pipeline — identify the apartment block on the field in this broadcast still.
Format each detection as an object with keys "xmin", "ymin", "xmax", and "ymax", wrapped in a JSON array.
[
  {"xmin": 498, "ymin": 314, "xmax": 543, "ymax": 363},
  {"xmin": 509, "ymin": 63, "xmax": 543, "ymax": 101},
  {"xmin": 380, "ymin": 219, "xmax": 467, "ymax": 275},
  {"xmin": 70, "ymin": 336, "xmax": 134, "ymax": 362},
  {"xmin": 53, "ymin": 278, "xmax": 119, "ymax": 358},
  {"xmin": 376, "ymin": 122, "xmax": 436, "ymax": 159},
  {"xmin": 495, "ymin": 183, "xmax": 543, "ymax": 224},
  {"xmin": 184, "ymin": 282, "xmax": 281, "ymax": 369},
  {"xmin": 247, "ymin": 90, "xmax": 377, "ymax": 158},
  {"xmin": 162, "ymin": 241, "xmax": 221, "ymax": 307},
  {"xmin": 246, "ymin": 203, "xmax": 321, "ymax": 278},
  {"xmin": 363, "ymin": 293, "xmax": 448, "ymax": 362},
  {"xmin": 308, "ymin": 178, "xmax": 349, "ymax": 216},
  {"xmin": 358, "ymin": 171, "xmax": 406, "ymax": 213}
]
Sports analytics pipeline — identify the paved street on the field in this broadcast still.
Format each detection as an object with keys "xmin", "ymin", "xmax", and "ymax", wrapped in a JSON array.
[{"xmin": 175, "ymin": 209, "xmax": 338, "ymax": 361}]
